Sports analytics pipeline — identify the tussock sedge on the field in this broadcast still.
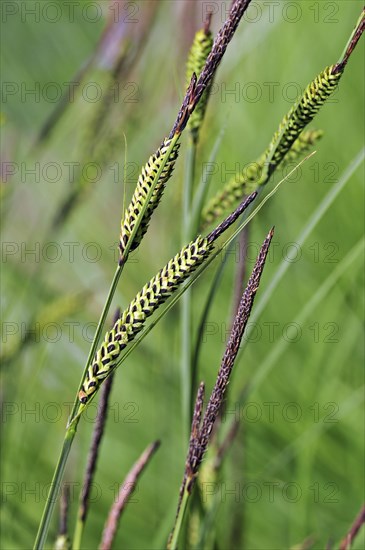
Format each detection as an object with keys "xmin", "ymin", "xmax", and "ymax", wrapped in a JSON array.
[
  {"xmin": 119, "ymin": 1, "xmax": 254, "ymax": 264},
  {"xmin": 79, "ymin": 193, "xmax": 257, "ymax": 405},
  {"xmin": 34, "ymin": 4, "xmax": 255, "ymax": 548},
  {"xmin": 32, "ymin": 5, "xmax": 364, "ymax": 550},
  {"xmin": 102, "ymin": 153, "xmax": 316, "ymax": 388}
]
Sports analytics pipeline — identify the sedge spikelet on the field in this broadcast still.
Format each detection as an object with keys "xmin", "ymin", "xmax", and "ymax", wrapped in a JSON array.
[
  {"xmin": 80, "ymin": 238, "xmax": 211, "ymax": 403},
  {"xmin": 79, "ymin": 193, "xmax": 257, "ymax": 404},
  {"xmin": 119, "ymin": 137, "xmax": 180, "ymax": 261},
  {"xmin": 117, "ymin": 1, "xmax": 252, "ymax": 257},
  {"xmin": 266, "ymin": 66, "xmax": 340, "ymax": 174},
  {"xmin": 171, "ymin": 0, "xmax": 252, "ymax": 136},
  {"xmin": 186, "ymin": 24, "xmax": 213, "ymax": 142},
  {"xmin": 201, "ymin": 129, "xmax": 322, "ymax": 227},
  {"xmin": 201, "ymin": 27, "xmax": 364, "ymax": 228},
  {"xmin": 281, "ymin": 128, "xmax": 323, "ymax": 164}
]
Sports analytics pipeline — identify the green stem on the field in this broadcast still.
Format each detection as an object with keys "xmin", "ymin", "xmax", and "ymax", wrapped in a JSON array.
[
  {"xmin": 191, "ymin": 245, "xmax": 231, "ymax": 403},
  {"xmin": 183, "ymin": 140, "xmax": 197, "ymax": 238},
  {"xmin": 73, "ymin": 514, "xmax": 83, "ymax": 550},
  {"xmin": 68, "ymin": 265, "xmax": 122, "ymax": 425},
  {"xmin": 33, "ymin": 425, "xmax": 77, "ymax": 550},
  {"xmin": 181, "ymin": 139, "xmax": 197, "ymax": 437},
  {"xmin": 167, "ymin": 485, "xmax": 191, "ymax": 550}
]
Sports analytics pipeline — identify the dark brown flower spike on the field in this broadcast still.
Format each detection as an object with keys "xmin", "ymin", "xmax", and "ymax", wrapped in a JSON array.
[
  {"xmin": 194, "ymin": 227, "xmax": 274, "ymax": 475},
  {"xmin": 171, "ymin": 0, "xmax": 253, "ymax": 136},
  {"xmin": 168, "ymin": 228, "xmax": 273, "ymax": 548}
]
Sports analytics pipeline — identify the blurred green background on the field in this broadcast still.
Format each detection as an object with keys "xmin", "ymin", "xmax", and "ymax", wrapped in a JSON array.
[{"xmin": 1, "ymin": 1, "xmax": 364, "ymax": 548}]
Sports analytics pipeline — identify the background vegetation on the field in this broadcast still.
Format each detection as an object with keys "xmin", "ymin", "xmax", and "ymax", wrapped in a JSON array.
[{"xmin": 1, "ymin": 1, "xmax": 364, "ymax": 548}]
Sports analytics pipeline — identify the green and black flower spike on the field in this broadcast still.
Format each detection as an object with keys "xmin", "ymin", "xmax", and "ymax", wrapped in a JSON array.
[
  {"xmin": 79, "ymin": 192, "xmax": 258, "ymax": 404},
  {"xmin": 202, "ymin": 129, "xmax": 323, "ymax": 227},
  {"xmin": 201, "ymin": 9, "xmax": 364, "ymax": 227},
  {"xmin": 185, "ymin": 14, "xmax": 214, "ymax": 143},
  {"xmin": 119, "ymin": 137, "xmax": 180, "ymax": 260}
]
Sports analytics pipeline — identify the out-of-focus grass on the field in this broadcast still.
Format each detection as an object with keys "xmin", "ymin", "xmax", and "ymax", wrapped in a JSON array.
[{"xmin": 1, "ymin": 2, "xmax": 364, "ymax": 549}]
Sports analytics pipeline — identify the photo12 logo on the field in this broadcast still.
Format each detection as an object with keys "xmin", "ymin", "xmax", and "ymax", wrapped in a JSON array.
[
  {"xmin": 1, "ymin": 2, "xmax": 140, "ymax": 24},
  {"xmin": 201, "ymin": 2, "xmax": 340, "ymax": 25}
]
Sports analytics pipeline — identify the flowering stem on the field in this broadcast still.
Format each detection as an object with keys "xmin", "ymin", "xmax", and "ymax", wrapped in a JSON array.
[{"xmin": 33, "ymin": 425, "xmax": 76, "ymax": 550}]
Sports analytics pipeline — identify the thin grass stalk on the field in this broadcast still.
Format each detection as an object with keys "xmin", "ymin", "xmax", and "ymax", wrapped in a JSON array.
[
  {"xmin": 167, "ymin": 228, "xmax": 273, "ymax": 549},
  {"xmin": 54, "ymin": 486, "xmax": 70, "ymax": 550},
  {"xmin": 181, "ymin": 143, "xmax": 197, "ymax": 438},
  {"xmin": 191, "ymin": 245, "xmax": 232, "ymax": 408},
  {"xmin": 72, "ymin": 376, "xmax": 115, "ymax": 549},
  {"xmin": 67, "ymin": 267, "xmax": 122, "ymax": 426},
  {"xmin": 168, "ymin": 486, "xmax": 190, "ymax": 550},
  {"xmin": 34, "ymin": 427, "xmax": 76, "ymax": 550},
  {"xmin": 167, "ymin": 383, "xmax": 205, "ymax": 550},
  {"xmin": 231, "ymin": 225, "xmax": 250, "ymax": 321},
  {"xmin": 181, "ymin": 14, "xmax": 214, "ymax": 438},
  {"xmin": 99, "ymin": 441, "xmax": 160, "ymax": 550},
  {"xmin": 73, "ymin": 309, "xmax": 119, "ymax": 550},
  {"xmin": 34, "ymin": 266, "xmax": 122, "ymax": 549},
  {"xmin": 339, "ymin": 504, "xmax": 365, "ymax": 550},
  {"xmin": 190, "ymin": 120, "xmax": 230, "ymax": 236}
]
